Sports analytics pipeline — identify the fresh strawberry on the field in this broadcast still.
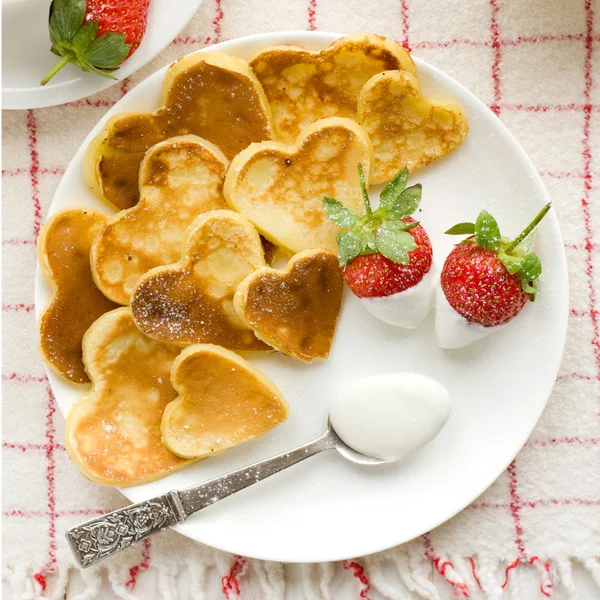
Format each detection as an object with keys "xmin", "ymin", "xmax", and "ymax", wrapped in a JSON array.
[
  {"xmin": 441, "ymin": 204, "xmax": 551, "ymax": 327},
  {"xmin": 41, "ymin": 0, "xmax": 150, "ymax": 85},
  {"xmin": 323, "ymin": 164, "xmax": 432, "ymax": 298}
]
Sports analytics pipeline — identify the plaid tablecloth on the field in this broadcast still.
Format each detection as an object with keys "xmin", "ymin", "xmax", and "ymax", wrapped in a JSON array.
[{"xmin": 3, "ymin": 0, "xmax": 600, "ymax": 598}]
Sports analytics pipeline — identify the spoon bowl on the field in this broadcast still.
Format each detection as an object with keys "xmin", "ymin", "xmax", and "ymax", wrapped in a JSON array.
[{"xmin": 327, "ymin": 420, "xmax": 387, "ymax": 466}]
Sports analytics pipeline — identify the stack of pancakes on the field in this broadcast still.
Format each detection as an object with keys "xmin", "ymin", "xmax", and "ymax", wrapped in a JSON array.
[{"xmin": 38, "ymin": 34, "xmax": 468, "ymax": 486}]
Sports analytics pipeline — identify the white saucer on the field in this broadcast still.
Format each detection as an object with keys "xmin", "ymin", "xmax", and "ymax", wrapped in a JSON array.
[{"xmin": 2, "ymin": 0, "xmax": 203, "ymax": 110}]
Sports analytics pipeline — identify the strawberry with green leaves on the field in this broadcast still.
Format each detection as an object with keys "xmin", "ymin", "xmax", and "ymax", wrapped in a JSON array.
[
  {"xmin": 323, "ymin": 164, "xmax": 436, "ymax": 328},
  {"xmin": 436, "ymin": 204, "xmax": 551, "ymax": 348},
  {"xmin": 41, "ymin": 0, "xmax": 150, "ymax": 85}
]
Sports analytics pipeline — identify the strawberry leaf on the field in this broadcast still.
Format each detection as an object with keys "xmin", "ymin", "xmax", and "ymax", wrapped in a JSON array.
[
  {"xmin": 358, "ymin": 227, "xmax": 377, "ymax": 254},
  {"xmin": 501, "ymin": 252, "xmax": 541, "ymax": 300},
  {"xmin": 521, "ymin": 278, "xmax": 538, "ymax": 301},
  {"xmin": 381, "ymin": 219, "xmax": 420, "ymax": 232},
  {"xmin": 379, "ymin": 167, "xmax": 408, "ymax": 209},
  {"xmin": 49, "ymin": 0, "xmax": 85, "ymax": 43},
  {"xmin": 337, "ymin": 229, "xmax": 365, "ymax": 266},
  {"xmin": 87, "ymin": 33, "xmax": 130, "ymax": 68},
  {"xmin": 513, "ymin": 232, "xmax": 534, "ymax": 254},
  {"xmin": 499, "ymin": 253, "xmax": 523, "ymax": 275},
  {"xmin": 72, "ymin": 20, "xmax": 98, "ymax": 54},
  {"xmin": 519, "ymin": 252, "xmax": 542, "ymax": 281},
  {"xmin": 323, "ymin": 197, "xmax": 360, "ymax": 228},
  {"xmin": 404, "ymin": 220, "xmax": 420, "ymax": 230},
  {"xmin": 475, "ymin": 210, "xmax": 501, "ymax": 252},
  {"xmin": 387, "ymin": 184, "xmax": 422, "ymax": 219},
  {"xmin": 445, "ymin": 222, "xmax": 476, "ymax": 235},
  {"xmin": 375, "ymin": 222, "xmax": 417, "ymax": 264}
]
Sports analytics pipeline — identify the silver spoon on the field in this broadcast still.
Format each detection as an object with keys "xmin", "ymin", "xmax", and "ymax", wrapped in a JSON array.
[{"xmin": 66, "ymin": 420, "xmax": 386, "ymax": 568}]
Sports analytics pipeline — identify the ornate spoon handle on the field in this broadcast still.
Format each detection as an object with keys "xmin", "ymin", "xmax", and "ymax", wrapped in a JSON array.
[
  {"xmin": 66, "ymin": 492, "xmax": 185, "ymax": 568},
  {"xmin": 67, "ymin": 428, "xmax": 337, "ymax": 568}
]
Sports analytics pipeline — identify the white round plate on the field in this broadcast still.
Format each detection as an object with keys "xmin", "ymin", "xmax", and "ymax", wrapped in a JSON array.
[
  {"xmin": 35, "ymin": 31, "xmax": 568, "ymax": 563},
  {"xmin": 2, "ymin": 0, "xmax": 203, "ymax": 110}
]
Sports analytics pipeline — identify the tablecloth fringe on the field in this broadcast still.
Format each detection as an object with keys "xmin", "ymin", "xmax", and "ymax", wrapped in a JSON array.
[
  {"xmin": 4, "ymin": 552, "xmax": 600, "ymax": 599},
  {"xmin": 364, "ymin": 552, "xmax": 600, "ymax": 600}
]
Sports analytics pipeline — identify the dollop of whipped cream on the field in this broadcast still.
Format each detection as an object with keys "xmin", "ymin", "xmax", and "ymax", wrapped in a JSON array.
[
  {"xmin": 435, "ymin": 286, "xmax": 507, "ymax": 349},
  {"xmin": 329, "ymin": 373, "xmax": 451, "ymax": 462},
  {"xmin": 359, "ymin": 265, "xmax": 437, "ymax": 328}
]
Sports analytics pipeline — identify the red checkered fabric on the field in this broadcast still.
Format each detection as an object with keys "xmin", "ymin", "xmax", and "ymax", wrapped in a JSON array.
[{"xmin": 3, "ymin": 0, "xmax": 600, "ymax": 598}]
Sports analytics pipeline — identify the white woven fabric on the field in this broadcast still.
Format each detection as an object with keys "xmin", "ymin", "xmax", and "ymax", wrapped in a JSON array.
[{"xmin": 3, "ymin": 0, "xmax": 600, "ymax": 598}]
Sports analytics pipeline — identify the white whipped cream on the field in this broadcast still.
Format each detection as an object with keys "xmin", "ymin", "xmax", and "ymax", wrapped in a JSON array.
[
  {"xmin": 359, "ymin": 264, "xmax": 437, "ymax": 328},
  {"xmin": 329, "ymin": 373, "xmax": 451, "ymax": 462},
  {"xmin": 435, "ymin": 286, "xmax": 506, "ymax": 349}
]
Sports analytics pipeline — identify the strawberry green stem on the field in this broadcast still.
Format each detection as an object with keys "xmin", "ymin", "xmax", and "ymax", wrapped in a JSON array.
[
  {"xmin": 504, "ymin": 203, "xmax": 552, "ymax": 254},
  {"xmin": 41, "ymin": 56, "xmax": 72, "ymax": 86},
  {"xmin": 357, "ymin": 163, "xmax": 373, "ymax": 219}
]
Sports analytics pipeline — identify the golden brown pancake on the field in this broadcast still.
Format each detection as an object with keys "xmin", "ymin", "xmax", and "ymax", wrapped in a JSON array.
[
  {"xmin": 261, "ymin": 237, "xmax": 277, "ymax": 265},
  {"xmin": 234, "ymin": 249, "xmax": 344, "ymax": 362},
  {"xmin": 65, "ymin": 308, "xmax": 191, "ymax": 486},
  {"xmin": 250, "ymin": 33, "xmax": 415, "ymax": 142},
  {"xmin": 37, "ymin": 209, "xmax": 119, "ymax": 383},
  {"xmin": 162, "ymin": 344, "xmax": 288, "ymax": 458},
  {"xmin": 131, "ymin": 211, "xmax": 268, "ymax": 351},
  {"xmin": 357, "ymin": 70, "xmax": 469, "ymax": 183},
  {"xmin": 223, "ymin": 117, "xmax": 373, "ymax": 255},
  {"xmin": 85, "ymin": 52, "xmax": 274, "ymax": 209},
  {"xmin": 91, "ymin": 135, "xmax": 229, "ymax": 305}
]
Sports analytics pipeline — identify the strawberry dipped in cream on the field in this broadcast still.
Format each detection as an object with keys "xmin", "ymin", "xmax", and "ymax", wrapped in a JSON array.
[
  {"xmin": 323, "ymin": 165, "xmax": 435, "ymax": 328},
  {"xmin": 437, "ymin": 203, "xmax": 551, "ymax": 349}
]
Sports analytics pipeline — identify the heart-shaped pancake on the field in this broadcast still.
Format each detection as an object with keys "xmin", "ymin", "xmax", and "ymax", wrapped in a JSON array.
[
  {"xmin": 65, "ymin": 308, "xmax": 192, "ymax": 486},
  {"xmin": 91, "ymin": 135, "xmax": 229, "ymax": 306},
  {"xmin": 234, "ymin": 249, "xmax": 343, "ymax": 362},
  {"xmin": 250, "ymin": 33, "xmax": 415, "ymax": 142},
  {"xmin": 38, "ymin": 209, "xmax": 119, "ymax": 383},
  {"xmin": 357, "ymin": 70, "xmax": 469, "ymax": 184},
  {"xmin": 85, "ymin": 52, "xmax": 274, "ymax": 209},
  {"xmin": 131, "ymin": 210, "xmax": 268, "ymax": 351},
  {"xmin": 162, "ymin": 344, "xmax": 288, "ymax": 458},
  {"xmin": 224, "ymin": 117, "xmax": 373, "ymax": 255}
]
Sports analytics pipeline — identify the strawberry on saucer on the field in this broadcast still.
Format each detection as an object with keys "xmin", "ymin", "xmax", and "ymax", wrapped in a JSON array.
[
  {"xmin": 437, "ymin": 203, "xmax": 551, "ymax": 349},
  {"xmin": 41, "ymin": 0, "xmax": 150, "ymax": 85},
  {"xmin": 323, "ymin": 164, "xmax": 436, "ymax": 328}
]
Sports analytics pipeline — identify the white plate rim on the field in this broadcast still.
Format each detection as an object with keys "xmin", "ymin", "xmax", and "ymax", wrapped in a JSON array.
[
  {"xmin": 34, "ymin": 30, "xmax": 569, "ymax": 563},
  {"xmin": 2, "ymin": 0, "xmax": 203, "ymax": 110}
]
